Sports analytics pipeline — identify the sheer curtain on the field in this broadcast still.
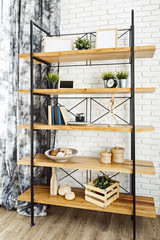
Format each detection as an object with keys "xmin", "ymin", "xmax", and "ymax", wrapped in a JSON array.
[{"xmin": 0, "ymin": 0, "xmax": 60, "ymax": 215}]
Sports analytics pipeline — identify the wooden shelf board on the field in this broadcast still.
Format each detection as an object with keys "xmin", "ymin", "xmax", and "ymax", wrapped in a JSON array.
[
  {"xmin": 18, "ymin": 87, "xmax": 156, "ymax": 95},
  {"xmin": 18, "ymin": 186, "xmax": 156, "ymax": 218},
  {"xmin": 17, "ymin": 123, "xmax": 155, "ymax": 133},
  {"xmin": 18, "ymin": 45, "xmax": 156, "ymax": 64},
  {"xmin": 18, "ymin": 154, "xmax": 155, "ymax": 175}
]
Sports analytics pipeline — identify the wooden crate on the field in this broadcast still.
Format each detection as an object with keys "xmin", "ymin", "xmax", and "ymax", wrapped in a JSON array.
[{"xmin": 85, "ymin": 179, "xmax": 119, "ymax": 208}]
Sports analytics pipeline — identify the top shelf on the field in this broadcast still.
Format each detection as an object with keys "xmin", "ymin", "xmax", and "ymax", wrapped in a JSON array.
[{"xmin": 18, "ymin": 45, "xmax": 156, "ymax": 64}]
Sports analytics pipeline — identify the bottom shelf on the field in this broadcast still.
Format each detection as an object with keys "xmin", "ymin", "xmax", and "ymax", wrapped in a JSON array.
[{"xmin": 18, "ymin": 186, "xmax": 156, "ymax": 218}]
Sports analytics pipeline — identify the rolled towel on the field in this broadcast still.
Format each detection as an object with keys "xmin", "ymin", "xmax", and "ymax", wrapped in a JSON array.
[
  {"xmin": 58, "ymin": 184, "xmax": 71, "ymax": 196},
  {"xmin": 65, "ymin": 191, "xmax": 75, "ymax": 200}
]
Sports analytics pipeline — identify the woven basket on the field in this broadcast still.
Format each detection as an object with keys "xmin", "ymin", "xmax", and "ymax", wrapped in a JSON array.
[
  {"xmin": 100, "ymin": 151, "xmax": 112, "ymax": 163},
  {"xmin": 111, "ymin": 146, "xmax": 125, "ymax": 163}
]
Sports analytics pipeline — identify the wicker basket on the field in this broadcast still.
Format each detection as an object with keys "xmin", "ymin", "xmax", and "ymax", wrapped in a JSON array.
[
  {"xmin": 100, "ymin": 151, "xmax": 112, "ymax": 163},
  {"xmin": 111, "ymin": 146, "xmax": 125, "ymax": 163},
  {"xmin": 85, "ymin": 179, "xmax": 119, "ymax": 208}
]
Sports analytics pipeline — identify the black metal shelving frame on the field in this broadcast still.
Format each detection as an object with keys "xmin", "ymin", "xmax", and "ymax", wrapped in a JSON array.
[{"xmin": 28, "ymin": 9, "xmax": 136, "ymax": 239}]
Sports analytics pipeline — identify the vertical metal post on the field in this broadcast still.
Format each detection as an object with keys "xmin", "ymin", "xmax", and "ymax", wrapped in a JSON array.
[
  {"xmin": 89, "ymin": 170, "xmax": 91, "ymax": 182},
  {"xmin": 86, "ymin": 170, "xmax": 88, "ymax": 183},
  {"xmin": 86, "ymin": 98, "xmax": 88, "ymax": 121},
  {"xmin": 90, "ymin": 98, "xmax": 92, "ymax": 123},
  {"xmin": 130, "ymin": 10, "xmax": 136, "ymax": 240},
  {"xmin": 30, "ymin": 20, "xmax": 35, "ymax": 227},
  {"xmin": 47, "ymin": 63, "xmax": 51, "ymax": 186}
]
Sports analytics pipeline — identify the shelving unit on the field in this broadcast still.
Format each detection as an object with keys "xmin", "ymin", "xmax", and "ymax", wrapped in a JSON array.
[{"xmin": 17, "ymin": 10, "xmax": 156, "ymax": 240}]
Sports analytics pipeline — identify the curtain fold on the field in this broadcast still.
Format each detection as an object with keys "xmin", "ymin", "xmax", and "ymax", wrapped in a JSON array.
[{"xmin": 0, "ymin": 0, "xmax": 60, "ymax": 216}]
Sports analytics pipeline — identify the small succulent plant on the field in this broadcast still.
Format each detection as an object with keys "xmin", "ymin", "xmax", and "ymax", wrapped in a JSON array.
[
  {"xmin": 45, "ymin": 72, "xmax": 59, "ymax": 83},
  {"xmin": 116, "ymin": 71, "xmax": 129, "ymax": 79},
  {"xmin": 75, "ymin": 37, "xmax": 91, "ymax": 50},
  {"xmin": 101, "ymin": 72, "xmax": 115, "ymax": 80},
  {"xmin": 93, "ymin": 175, "xmax": 111, "ymax": 189}
]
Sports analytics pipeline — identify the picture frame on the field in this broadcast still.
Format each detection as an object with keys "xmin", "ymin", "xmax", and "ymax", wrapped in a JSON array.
[
  {"xmin": 44, "ymin": 37, "xmax": 74, "ymax": 52},
  {"xmin": 96, "ymin": 28, "xmax": 118, "ymax": 49},
  {"xmin": 58, "ymin": 80, "xmax": 75, "ymax": 89}
]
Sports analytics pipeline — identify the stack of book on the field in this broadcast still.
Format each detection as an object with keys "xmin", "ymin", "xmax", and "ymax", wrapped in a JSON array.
[{"xmin": 48, "ymin": 105, "xmax": 70, "ymax": 125}]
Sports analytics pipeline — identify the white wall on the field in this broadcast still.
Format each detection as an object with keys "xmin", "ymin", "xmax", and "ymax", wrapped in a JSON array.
[{"xmin": 57, "ymin": 0, "xmax": 160, "ymax": 214}]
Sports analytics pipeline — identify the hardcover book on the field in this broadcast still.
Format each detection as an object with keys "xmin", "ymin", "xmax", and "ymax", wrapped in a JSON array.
[
  {"xmin": 60, "ymin": 106, "xmax": 70, "ymax": 125},
  {"xmin": 48, "ymin": 106, "xmax": 52, "ymax": 125}
]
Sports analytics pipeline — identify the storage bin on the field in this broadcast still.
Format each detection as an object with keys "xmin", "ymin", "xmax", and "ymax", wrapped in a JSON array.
[
  {"xmin": 111, "ymin": 146, "xmax": 125, "ymax": 163},
  {"xmin": 100, "ymin": 151, "xmax": 112, "ymax": 163},
  {"xmin": 85, "ymin": 179, "xmax": 119, "ymax": 208}
]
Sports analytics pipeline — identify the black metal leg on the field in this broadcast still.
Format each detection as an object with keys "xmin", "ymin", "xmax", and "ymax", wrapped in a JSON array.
[
  {"xmin": 30, "ymin": 20, "xmax": 35, "ymax": 227},
  {"xmin": 130, "ymin": 10, "xmax": 136, "ymax": 240},
  {"xmin": 47, "ymin": 63, "xmax": 51, "ymax": 186}
]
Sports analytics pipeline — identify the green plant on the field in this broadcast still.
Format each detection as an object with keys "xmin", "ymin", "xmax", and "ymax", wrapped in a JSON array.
[
  {"xmin": 45, "ymin": 72, "xmax": 59, "ymax": 83},
  {"xmin": 116, "ymin": 70, "xmax": 129, "ymax": 80},
  {"xmin": 93, "ymin": 175, "xmax": 111, "ymax": 189},
  {"xmin": 101, "ymin": 72, "xmax": 115, "ymax": 81},
  {"xmin": 75, "ymin": 37, "xmax": 91, "ymax": 50}
]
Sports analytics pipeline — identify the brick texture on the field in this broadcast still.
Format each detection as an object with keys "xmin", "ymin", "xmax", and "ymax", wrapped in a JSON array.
[{"xmin": 57, "ymin": 0, "xmax": 160, "ymax": 214}]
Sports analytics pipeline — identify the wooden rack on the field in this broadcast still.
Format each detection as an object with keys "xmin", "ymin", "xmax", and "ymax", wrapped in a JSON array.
[{"xmin": 17, "ymin": 11, "xmax": 156, "ymax": 240}]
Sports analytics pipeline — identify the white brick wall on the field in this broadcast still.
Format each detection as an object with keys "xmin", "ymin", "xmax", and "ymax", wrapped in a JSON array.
[{"xmin": 57, "ymin": 0, "xmax": 160, "ymax": 214}]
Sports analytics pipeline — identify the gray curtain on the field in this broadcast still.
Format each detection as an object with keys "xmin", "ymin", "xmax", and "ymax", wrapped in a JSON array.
[{"xmin": 0, "ymin": 0, "xmax": 60, "ymax": 216}]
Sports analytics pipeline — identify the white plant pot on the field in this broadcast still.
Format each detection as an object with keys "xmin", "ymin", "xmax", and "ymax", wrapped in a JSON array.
[{"xmin": 119, "ymin": 79, "xmax": 128, "ymax": 88}]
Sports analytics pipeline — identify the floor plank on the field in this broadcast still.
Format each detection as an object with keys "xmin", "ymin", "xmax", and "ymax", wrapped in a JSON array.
[{"xmin": 0, "ymin": 206, "xmax": 159, "ymax": 240}]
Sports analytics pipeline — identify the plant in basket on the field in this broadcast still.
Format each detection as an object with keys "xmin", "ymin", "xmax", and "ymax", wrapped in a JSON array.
[{"xmin": 93, "ymin": 175, "xmax": 111, "ymax": 189}]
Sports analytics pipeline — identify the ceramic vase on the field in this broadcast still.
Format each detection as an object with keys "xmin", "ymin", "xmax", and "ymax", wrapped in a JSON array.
[{"xmin": 50, "ymin": 167, "xmax": 59, "ymax": 196}]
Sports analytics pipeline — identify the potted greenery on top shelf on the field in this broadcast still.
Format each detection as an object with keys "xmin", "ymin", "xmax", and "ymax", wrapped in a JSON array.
[
  {"xmin": 116, "ymin": 71, "xmax": 129, "ymax": 88},
  {"xmin": 75, "ymin": 37, "xmax": 91, "ymax": 50},
  {"xmin": 45, "ymin": 72, "xmax": 59, "ymax": 89}
]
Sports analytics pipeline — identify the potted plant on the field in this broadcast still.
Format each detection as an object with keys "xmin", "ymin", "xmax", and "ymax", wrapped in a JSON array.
[
  {"xmin": 45, "ymin": 72, "xmax": 59, "ymax": 89},
  {"xmin": 116, "ymin": 71, "xmax": 129, "ymax": 88},
  {"xmin": 101, "ymin": 72, "xmax": 118, "ymax": 88},
  {"xmin": 75, "ymin": 37, "xmax": 91, "ymax": 50}
]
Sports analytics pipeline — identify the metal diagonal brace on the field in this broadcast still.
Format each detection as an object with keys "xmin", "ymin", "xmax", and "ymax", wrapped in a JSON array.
[
  {"xmin": 60, "ymin": 168, "xmax": 85, "ymax": 189},
  {"xmin": 91, "ymin": 97, "xmax": 130, "ymax": 125},
  {"xmin": 100, "ymin": 171, "xmax": 130, "ymax": 194},
  {"xmin": 59, "ymin": 169, "xmax": 79, "ymax": 181}
]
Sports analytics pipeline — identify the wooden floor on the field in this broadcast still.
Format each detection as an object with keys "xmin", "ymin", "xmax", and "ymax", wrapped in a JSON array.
[{"xmin": 0, "ymin": 206, "xmax": 159, "ymax": 240}]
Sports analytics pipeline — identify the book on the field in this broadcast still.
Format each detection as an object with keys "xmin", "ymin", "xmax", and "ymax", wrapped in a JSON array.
[
  {"xmin": 68, "ymin": 121, "xmax": 90, "ymax": 125},
  {"xmin": 52, "ymin": 106, "xmax": 54, "ymax": 124},
  {"xmin": 41, "ymin": 105, "xmax": 48, "ymax": 124},
  {"xmin": 54, "ymin": 105, "xmax": 59, "ymax": 125},
  {"xmin": 48, "ymin": 106, "xmax": 52, "ymax": 125},
  {"xmin": 58, "ymin": 106, "xmax": 65, "ymax": 125},
  {"xmin": 60, "ymin": 106, "xmax": 70, "ymax": 125}
]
